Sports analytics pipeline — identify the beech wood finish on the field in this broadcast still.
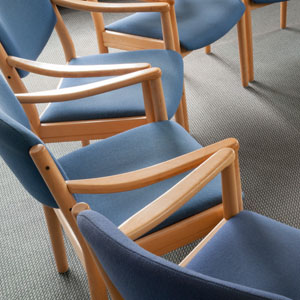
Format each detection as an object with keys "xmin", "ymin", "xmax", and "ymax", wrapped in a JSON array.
[
  {"xmin": 0, "ymin": 2, "xmax": 172, "ymax": 145},
  {"xmin": 243, "ymin": 0, "xmax": 288, "ymax": 82},
  {"xmin": 73, "ymin": 147, "xmax": 242, "ymax": 300},
  {"xmin": 77, "ymin": 0, "xmax": 249, "ymax": 87}
]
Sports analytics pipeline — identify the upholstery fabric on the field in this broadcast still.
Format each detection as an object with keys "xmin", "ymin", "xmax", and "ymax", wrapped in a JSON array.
[
  {"xmin": 106, "ymin": 0, "xmax": 245, "ymax": 51},
  {"xmin": 0, "ymin": 0, "xmax": 56, "ymax": 78},
  {"xmin": 78, "ymin": 210, "xmax": 290, "ymax": 300},
  {"xmin": 40, "ymin": 50, "xmax": 183, "ymax": 122},
  {"xmin": 252, "ymin": 0, "xmax": 287, "ymax": 4},
  {"xmin": 0, "ymin": 76, "xmax": 60, "ymax": 208},
  {"xmin": 187, "ymin": 211, "xmax": 300, "ymax": 300},
  {"xmin": 59, "ymin": 121, "xmax": 222, "ymax": 233}
]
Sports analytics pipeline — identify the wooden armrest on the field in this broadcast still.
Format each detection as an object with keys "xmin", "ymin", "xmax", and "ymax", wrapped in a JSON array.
[
  {"xmin": 66, "ymin": 138, "xmax": 239, "ymax": 194},
  {"xmin": 15, "ymin": 67, "xmax": 161, "ymax": 103},
  {"xmin": 119, "ymin": 148, "xmax": 235, "ymax": 240},
  {"xmin": 7, "ymin": 56, "xmax": 150, "ymax": 78},
  {"xmin": 52, "ymin": 0, "xmax": 170, "ymax": 13}
]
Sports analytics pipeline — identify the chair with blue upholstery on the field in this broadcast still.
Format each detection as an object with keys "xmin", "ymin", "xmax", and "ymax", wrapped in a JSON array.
[
  {"xmin": 0, "ymin": 69, "xmax": 241, "ymax": 299},
  {"xmin": 77, "ymin": 147, "xmax": 299, "ymax": 300},
  {"xmin": 85, "ymin": 0, "xmax": 249, "ymax": 87},
  {"xmin": 0, "ymin": 0, "xmax": 187, "ymax": 146},
  {"xmin": 243, "ymin": 0, "xmax": 288, "ymax": 82}
]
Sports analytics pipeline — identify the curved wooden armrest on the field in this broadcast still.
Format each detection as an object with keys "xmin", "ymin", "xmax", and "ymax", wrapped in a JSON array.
[
  {"xmin": 119, "ymin": 148, "xmax": 235, "ymax": 240},
  {"xmin": 16, "ymin": 67, "xmax": 161, "ymax": 104},
  {"xmin": 7, "ymin": 56, "xmax": 150, "ymax": 78},
  {"xmin": 66, "ymin": 138, "xmax": 239, "ymax": 194},
  {"xmin": 52, "ymin": 0, "xmax": 170, "ymax": 13},
  {"xmin": 139, "ymin": 0, "xmax": 174, "ymax": 5}
]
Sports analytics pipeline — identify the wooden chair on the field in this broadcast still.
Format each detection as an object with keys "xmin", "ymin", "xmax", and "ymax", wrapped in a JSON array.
[
  {"xmin": 84, "ymin": 0, "xmax": 249, "ymax": 87},
  {"xmin": 243, "ymin": 0, "xmax": 288, "ymax": 82},
  {"xmin": 77, "ymin": 148, "xmax": 300, "ymax": 300},
  {"xmin": 0, "ymin": 70, "xmax": 241, "ymax": 299},
  {"xmin": 0, "ymin": 0, "xmax": 186, "ymax": 146}
]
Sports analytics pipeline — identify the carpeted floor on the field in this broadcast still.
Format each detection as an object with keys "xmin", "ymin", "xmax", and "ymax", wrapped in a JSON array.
[{"xmin": 1, "ymin": 2, "xmax": 300, "ymax": 299}]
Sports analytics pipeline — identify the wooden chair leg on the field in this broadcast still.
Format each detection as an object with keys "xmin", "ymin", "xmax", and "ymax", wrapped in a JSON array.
[
  {"xmin": 205, "ymin": 45, "xmax": 211, "ymax": 54},
  {"xmin": 82, "ymin": 245, "xmax": 108, "ymax": 300},
  {"xmin": 280, "ymin": 1, "xmax": 287, "ymax": 29},
  {"xmin": 175, "ymin": 86, "xmax": 190, "ymax": 132},
  {"xmin": 244, "ymin": 5, "xmax": 254, "ymax": 82},
  {"xmin": 81, "ymin": 140, "xmax": 90, "ymax": 147},
  {"xmin": 236, "ymin": 16, "xmax": 249, "ymax": 87},
  {"xmin": 43, "ymin": 206, "xmax": 69, "ymax": 273}
]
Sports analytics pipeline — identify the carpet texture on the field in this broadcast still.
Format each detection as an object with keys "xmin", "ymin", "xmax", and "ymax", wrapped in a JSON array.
[{"xmin": 1, "ymin": 2, "xmax": 300, "ymax": 299}]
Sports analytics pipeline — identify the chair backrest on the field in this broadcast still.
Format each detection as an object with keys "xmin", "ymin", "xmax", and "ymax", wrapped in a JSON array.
[
  {"xmin": 0, "ymin": 75, "xmax": 60, "ymax": 207},
  {"xmin": 0, "ymin": 0, "xmax": 57, "ymax": 77},
  {"xmin": 78, "ymin": 209, "xmax": 286, "ymax": 300}
]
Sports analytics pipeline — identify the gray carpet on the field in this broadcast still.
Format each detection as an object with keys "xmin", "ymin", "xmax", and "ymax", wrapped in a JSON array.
[{"xmin": 1, "ymin": 2, "xmax": 300, "ymax": 299}]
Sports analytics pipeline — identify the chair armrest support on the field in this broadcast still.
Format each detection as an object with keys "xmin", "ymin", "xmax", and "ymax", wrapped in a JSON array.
[
  {"xmin": 66, "ymin": 138, "xmax": 239, "ymax": 194},
  {"xmin": 119, "ymin": 148, "xmax": 235, "ymax": 240},
  {"xmin": 15, "ymin": 67, "xmax": 161, "ymax": 103},
  {"xmin": 52, "ymin": 0, "xmax": 170, "ymax": 13},
  {"xmin": 7, "ymin": 56, "xmax": 150, "ymax": 78}
]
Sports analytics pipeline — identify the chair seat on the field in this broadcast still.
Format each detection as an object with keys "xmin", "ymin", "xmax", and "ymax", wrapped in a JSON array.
[
  {"xmin": 186, "ymin": 211, "xmax": 300, "ymax": 300},
  {"xmin": 106, "ymin": 0, "xmax": 245, "ymax": 51},
  {"xmin": 59, "ymin": 121, "xmax": 222, "ymax": 234},
  {"xmin": 40, "ymin": 50, "xmax": 183, "ymax": 123}
]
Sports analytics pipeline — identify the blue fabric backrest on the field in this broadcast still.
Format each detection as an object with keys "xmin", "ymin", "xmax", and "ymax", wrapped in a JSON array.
[
  {"xmin": 0, "ymin": 75, "xmax": 59, "ymax": 208},
  {"xmin": 78, "ymin": 210, "xmax": 289, "ymax": 300},
  {"xmin": 0, "ymin": 0, "xmax": 57, "ymax": 78}
]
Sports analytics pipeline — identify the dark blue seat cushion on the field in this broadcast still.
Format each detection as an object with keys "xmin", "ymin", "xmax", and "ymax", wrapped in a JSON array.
[
  {"xmin": 106, "ymin": 0, "xmax": 245, "ymax": 51},
  {"xmin": 40, "ymin": 50, "xmax": 183, "ymax": 122},
  {"xmin": 187, "ymin": 211, "xmax": 300, "ymax": 300},
  {"xmin": 78, "ymin": 209, "xmax": 289, "ymax": 300},
  {"xmin": 59, "ymin": 121, "xmax": 222, "ymax": 233}
]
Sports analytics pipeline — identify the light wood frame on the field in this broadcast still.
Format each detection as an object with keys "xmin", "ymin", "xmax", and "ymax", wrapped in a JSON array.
[
  {"xmin": 0, "ymin": 0, "xmax": 181, "ymax": 145},
  {"xmin": 73, "ymin": 0, "xmax": 249, "ymax": 87},
  {"xmin": 27, "ymin": 68, "xmax": 241, "ymax": 299},
  {"xmin": 52, "ymin": 0, "xmax": 189, "ymax": 131},
  {"xmin": 72, "ymin": 146, "xmax": 242, "ymax": 300},
  {"xmin": 243, "ymin": 0, "xmax": 288, "ymax": 82}
]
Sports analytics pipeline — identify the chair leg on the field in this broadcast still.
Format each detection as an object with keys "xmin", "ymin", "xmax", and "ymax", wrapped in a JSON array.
[
  {"xmin": 280, "ymin": 2, "xmax": 287, "ymax": 29},
  {"xmin": 43, "ymin": 206, "xmax": 69, "ymax": 273},
  {"xmin": 205, "ymin": 45, "xmax": 211, "ymax": 54},
  {"xmin": 83, "ymin": 246, "xmax": 108, "ymax": 300},
  {"xmin": 244, "ymin": 5, "xmax": 255, "ymax": 82},
  {"xmin": 175, "ymin": 86, "xmax": 190, "ymax": 132},
  {"xmin": 81, "ymin": 140, "xmax": 90, "ymax": 147},
  {"xmin": 236, "ymin": 16, "xmax": 249, "ymax": 87}
]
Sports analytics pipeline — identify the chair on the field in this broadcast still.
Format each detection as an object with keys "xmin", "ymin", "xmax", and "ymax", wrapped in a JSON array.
[
  {"xmin": 0, "ymin": 70, "xmax": 241, "ymax": 299},
  {"xmin": 86, "ymin": 0, "xmax": 249, "ymax": 87},
  {"xmin": 243, "ymin": 0, "xmax": 288, "ymax": 82},
  {"xmin": 77, "ymin": 147, "xmax": 299, "ymax": 300},
  {"xmin": 0, "ymin": 0, "xmax": 186, "ymax": 146}
]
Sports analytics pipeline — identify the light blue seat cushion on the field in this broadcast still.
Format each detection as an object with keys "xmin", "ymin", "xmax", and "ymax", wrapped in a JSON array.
[
  {"xmin": 252, "ymin": 0, "xmax": 287, "ymax": 4},
  {"xmin": 187, "ymin": 211, "xmax": 300, "ymax": 300},
  {"xmin": 40, "ymin": 50, "xmax": 183, "ymax": 123},
  {"xmin": 59, "ymin": 121, "xmax": 222, "ymax": 233},
  {"xmin": 0, "ymin": 0, "xmax": 56, "ymax": 78},
  {"xmin": 106, "ymin": 0, "xmax": 245, "ymax": 51},
  {"xmin": 78, "ymin": 210, "xmax": 289, "ymax": 300}
]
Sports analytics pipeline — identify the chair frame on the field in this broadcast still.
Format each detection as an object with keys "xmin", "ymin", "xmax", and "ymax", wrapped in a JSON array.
[
  {"xmin": 77, "ymin": 0, "xmax": 249, "ymax": 87},
  {"xmin": 23, "ymin": 67, "xmax": 242, "ymax": 299},
  {"xmin": 0, "ymin": 0, "xmax": 184, "ymax": 144},
  {"xmin": 53, "ymin": 0, "xmax": 189, "ymax": 131},
  {"xmin": 73, "ymin": 146, "xmax": 242, "ymax": 300},
  {"xmin": 243, "ymin": 0, "xmax": 288, "ymax": 82}
]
